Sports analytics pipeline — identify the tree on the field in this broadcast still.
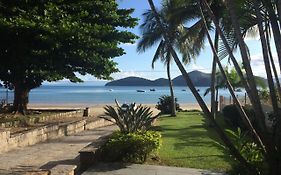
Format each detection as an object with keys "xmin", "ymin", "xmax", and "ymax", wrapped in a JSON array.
[
  {"xmin": 146, "ymin": 0, "xmax": 255, "ymax": 172},
  {"xmin": 137, "ymin": 1, "xmax": 203, "ymax": 116},
  {"xmin": 0, "ymin": 0, "xmax": 138, "ymax": 114}
]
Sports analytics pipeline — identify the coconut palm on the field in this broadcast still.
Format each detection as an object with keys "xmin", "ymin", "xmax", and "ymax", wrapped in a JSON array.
[
  {"xmin": 137, "ymin": 1, "xmax": 203, "ymax": 116},
  {"xmin": 146, "ymin": 0, "xmax": 254, "ymax": 170}
]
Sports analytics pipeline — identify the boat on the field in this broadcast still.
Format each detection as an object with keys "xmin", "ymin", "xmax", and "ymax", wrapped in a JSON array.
[
  {"xmin": 150, "ymin": 88, "xmax": 156, "ymax": 91},
  {"xmin": 137, "ymin": 90, "xmax": 145, "ymax": 92},
  {"xmin": 235, "ymin": 88, "xmax": 242, "ymax": 92},
  {"xmin": 109, "ymin": 89, "xmax": 113, "ymax": 91},
  {"xmin": 182, "ymin": 89, "xmax": 186, "ymax": 91}
]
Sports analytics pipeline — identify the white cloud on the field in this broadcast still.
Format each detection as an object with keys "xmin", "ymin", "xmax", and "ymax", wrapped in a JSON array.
[
  {"xmin": 250, "ymin": 53, "xmax": 280, "ymax": 78},
  {"xmin": 187, "ymin": 63, "xmax": 211, "ymax": 73},
  {"xmin": 112, "ymin": 70, "xmax": 143, "ymax": 80}
]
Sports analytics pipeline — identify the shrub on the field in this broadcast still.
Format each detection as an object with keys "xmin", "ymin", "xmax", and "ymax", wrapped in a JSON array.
[
  {"xmin": 98, "ymin": 130, "xmax": 161, "ymax": 163},
  {"xmin": 222, "ymin": 104, "xmax": 255, "ymax": 129},
  {"xmin": 156, "ymin": 95, "xmax": 180, "ymax": 114},
  {"xmin": 103, "ymin": 100, "xmax": 159, "ymax": 133},
  {"xmin": 223, "ymin": 128, "xmax": 265, "ymax": 175}
]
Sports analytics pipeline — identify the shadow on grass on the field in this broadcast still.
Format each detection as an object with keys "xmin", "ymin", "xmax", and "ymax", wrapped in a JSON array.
[{"xmin": 153, "ymin": 112, "xmax": 236, "ymax": 169}]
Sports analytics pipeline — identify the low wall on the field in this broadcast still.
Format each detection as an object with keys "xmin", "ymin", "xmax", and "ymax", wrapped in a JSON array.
[
  {"xmin": 0, "ymin": 118, "xmax": 112, "ymax": 154},
  {"xmin": 0, "ymin": 110, "xmax": 84, "ymax": 128}
]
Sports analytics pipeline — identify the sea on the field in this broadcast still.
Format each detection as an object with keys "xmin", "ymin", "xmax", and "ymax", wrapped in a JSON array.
[{"xmin": 0, "ymin": 85, "xmax": 246, "ymax": 106}]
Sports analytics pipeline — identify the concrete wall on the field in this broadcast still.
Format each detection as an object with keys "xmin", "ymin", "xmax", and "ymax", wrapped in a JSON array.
[
  {"xmin": 0, "ymin": 110, "xmax": 84, "ymax": 128},
  {"xmin": 0, "ymin": 118, "xmax": 112, "ymax": 154}
]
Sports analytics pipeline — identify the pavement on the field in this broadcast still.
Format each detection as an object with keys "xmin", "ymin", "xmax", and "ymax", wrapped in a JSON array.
[
  {"xmin": 0, "ymin": 125, "xmax": 117, "ymax": 175},
  {"xmin": 82, "ymin": 163, "xmax": 226, "ymax": 175}
]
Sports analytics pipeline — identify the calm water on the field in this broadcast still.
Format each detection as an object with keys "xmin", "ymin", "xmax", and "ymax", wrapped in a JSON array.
[{"xmin": 0, "ymin": 85, "xmax": 245, "ymax": 105}]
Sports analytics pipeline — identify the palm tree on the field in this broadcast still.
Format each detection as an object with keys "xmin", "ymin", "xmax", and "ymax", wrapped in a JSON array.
[
  {"xmin": 202, "ymin": 0, "xmax": 281, "ymax": 173},
  {"xmin": 137, "ymin": 2, "xmax": 202, "ymax": 116},
  {"xmin": 146, "ymin": 0, "xmax": 255, "ymax": 171}
]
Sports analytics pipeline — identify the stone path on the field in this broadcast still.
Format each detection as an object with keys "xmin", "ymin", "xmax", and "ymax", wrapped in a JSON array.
[
  {"xmin": 82, "ymin": 163, "xmax": 226, "ymax": 175},
  {"xmin": 0, "ymin": 125, "xmax": 116, "ymax": 175}
]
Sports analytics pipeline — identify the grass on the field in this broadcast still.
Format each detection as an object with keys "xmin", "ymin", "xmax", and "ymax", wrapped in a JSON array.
[{"xmin": 149, "ymin": 111, "xmax": 235, "ymax": 172}]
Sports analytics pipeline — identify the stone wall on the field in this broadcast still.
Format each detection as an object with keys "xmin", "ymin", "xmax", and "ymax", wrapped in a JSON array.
[{"xmin": 0, "ymin": 118, "xmax": 112, "ymax": 154}]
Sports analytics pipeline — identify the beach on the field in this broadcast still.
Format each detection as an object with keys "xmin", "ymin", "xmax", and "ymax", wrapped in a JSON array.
[{"xmin": 28, "ymin": 103, "xmax": 203, "ymax": 117}]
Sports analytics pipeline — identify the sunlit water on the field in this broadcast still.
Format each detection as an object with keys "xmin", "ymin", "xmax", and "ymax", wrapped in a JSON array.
[{"xmin": 0, "ymin": 85, "xmax": 246, "ymax": 105}]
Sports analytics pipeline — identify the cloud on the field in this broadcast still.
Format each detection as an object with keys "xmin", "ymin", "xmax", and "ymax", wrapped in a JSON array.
[
  {"xmin": 250, "ymin": 53, "xmax": 280, "ymax": 77},
  {"xmin": 112, "ymin": 70, "xmax": 143, "ymax": 80},
  {"xmin": 187, "ymin": 63, "xmax": 211, "ymax": 73}
]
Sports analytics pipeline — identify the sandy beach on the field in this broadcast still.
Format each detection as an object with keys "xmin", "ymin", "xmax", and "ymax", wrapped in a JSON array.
[{"xmin": 28, "ymin": 103, "xmax": 203, "ymax": 117}]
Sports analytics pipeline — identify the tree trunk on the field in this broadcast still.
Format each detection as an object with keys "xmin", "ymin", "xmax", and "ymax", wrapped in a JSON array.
[
  {"xmin": 211, "ymin": 31, "xmax": 219, "ymax": 117},
  {"xmin": 263, "ymin": 1, "xmax": 281, "ymax": 73},
  {"xmin": 167, "ymin": 61, "xmax": 176, "ymax": 116},
  {"xmin": 147, "ymin": 0, "xmax": 255, "ymax": 172},
  {"xmin": 202, "ymin": 0, "xmax": 274, "ymax": 158},
  {"xmin": 13, "ymin": 83, "xmax": 29, "ymax": 115},
  {"xmin": 277, "ymin": 0, "xmax": 281, "ymax": 27},
  {"xmin": 266, "ymin": 24, "xmax": 281, "ymax": 100}
]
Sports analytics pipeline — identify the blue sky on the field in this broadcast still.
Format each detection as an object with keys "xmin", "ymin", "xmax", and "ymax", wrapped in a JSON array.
[{"xmin": 47, "ymin": 0, "xmax": 278, "ymax": 85}]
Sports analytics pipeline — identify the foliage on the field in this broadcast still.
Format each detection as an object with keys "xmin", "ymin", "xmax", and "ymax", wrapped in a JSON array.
[
  {"xmin": 222, "ymin": 128, "xmax": 265, "ymax": 174},
  {"xmin": 151, "ymin": 112, "xmax": 233, "ymax": 171},
  {"xmin": 156, "ymin": 95, "xmax": 180, "ymax": 114},
  {"xmin": 0, "ymin": 0, "xmax": 138, "ymax": 112},
  {"xmin": 103, "ymin": 100, "xmax": 159, "ymax": 133},
  {"xmin": 222, "ymin": 104, "xmax": 255, "ymax": 130},
  {"xmin": 98, "ymin": 130, "xmax": 161, "ymax": 163}
]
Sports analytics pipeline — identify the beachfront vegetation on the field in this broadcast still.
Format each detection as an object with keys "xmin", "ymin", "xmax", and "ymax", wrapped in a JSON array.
[
  {"xmin": 103, "ymin": 100, "xmax": 159, "ymax": 133},
  {"xmin": 146, "ymin": 0, "xmax": 281, "ymax": 174},
  {"xmin": 101, "ymin": 101, "xmax": 161, "ymax": 163},
  {"xmin": 156, "ymin": 95, "xmax": 180, "ymax": 115},
  {"xmin": 222, "ymin": 104, "xmax": 255, "ymax": 130},
  {"xmin": 99, "ymin": 130, "xmax": 161, "ymax": 163},
  {"xmin": 0, "ymin": 1, "xmax": 137, "ymax": 114}
]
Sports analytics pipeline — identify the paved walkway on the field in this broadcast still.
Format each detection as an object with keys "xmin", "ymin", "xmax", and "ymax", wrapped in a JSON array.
[
  {"xmin": 82, "ymin": 163, "xmax": 226, "ymax": 175},
  {"xmin": 0, "ymin": 125, "xmax": 116, "ymax": 175}
]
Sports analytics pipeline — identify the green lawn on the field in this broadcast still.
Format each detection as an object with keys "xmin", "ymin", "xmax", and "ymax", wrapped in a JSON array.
[{"xmin": 150, "ymin": 111, "xmax": 234, "ymax": 172}]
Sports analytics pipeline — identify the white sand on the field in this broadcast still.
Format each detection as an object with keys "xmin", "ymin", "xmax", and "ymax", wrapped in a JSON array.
[{"xmin": 28, "ymin": 103, "xmax": 203, "ymax": 117}]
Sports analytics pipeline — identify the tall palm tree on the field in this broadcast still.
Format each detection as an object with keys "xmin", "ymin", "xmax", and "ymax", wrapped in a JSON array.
[
  {"xmin": 137, "ymin": 2, "xmax": 202, "ymax": 116},
  {"xmin": 146, "ymin": 0, "xmax": 256, "ymax": 171}
]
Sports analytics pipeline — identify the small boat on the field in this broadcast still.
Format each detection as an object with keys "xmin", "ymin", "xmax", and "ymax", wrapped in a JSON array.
[
  {"xmin": 109, "ymin": 89, "xmax": 113, "ymax": 91},
  {"xmin": 235, "ymin": 88, "xmax": 242, "ymax": 92},
  {"xmin": 137, "ymin": 90, "xmax": 145, "ymax": 92},
  {"xmin": 182, "ymin": 89, "xmax": 186, "ymax": 91},
  {"xmin": 150, "ymin": 88, "xmax": 156, "ymax": 91}
]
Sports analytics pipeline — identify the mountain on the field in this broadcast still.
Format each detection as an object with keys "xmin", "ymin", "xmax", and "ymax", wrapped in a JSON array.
[
  {"xmin": 105, "ymin": 70, "xmax": 267, "ymax": 87},
  {"xmin": 173, "ymin": 71, "xmax": 211, "ymax": 86},
  {"xmin": 105, "ymin": 77, "xmax": 169, "ymax": 86},
  {"xmin": 105, "ymin": 70, "xmax": 211, "ymax": 86}
]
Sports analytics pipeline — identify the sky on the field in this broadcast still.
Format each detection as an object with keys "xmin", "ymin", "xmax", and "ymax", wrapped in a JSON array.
[{"xmin": 46, "ymin": 0, "xmax": 278, "ymax": 86}]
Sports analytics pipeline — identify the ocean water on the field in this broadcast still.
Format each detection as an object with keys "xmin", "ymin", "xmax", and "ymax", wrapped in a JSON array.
[{"xmin": 0, "ymin": 85, "xmax": 245, "ymax": 106}]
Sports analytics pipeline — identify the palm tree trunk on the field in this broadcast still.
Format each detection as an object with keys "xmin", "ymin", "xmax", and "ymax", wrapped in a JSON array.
[
  {"xmin": 167, "ymin": 60, "xmax": 176, "ymax": 116},
  {"xmin": 202, "ymin": 0, "xmax": 271, "ymax": 152},
  {"xmin": 198, "ymin": 0, "xmax": 265, "ymax": 158},
  {"xmin": 147, "ymin": 0, "xmax": 255, "ymax": 171},
  {"xmin": 222, "ymin": 0, "xmax": 268, "ymax": 129},
  {"xmin": 266, "ymin": 28, "xmax": 281, "ymax": 99},
  {"xmin": 277, "ymin": 0, "xmax": 281, "ymax": 27},
  {"xmin": 211, "ymin": 31, "xmax": 219, "ymax": 118},
  {"xmin": 263, "ymin": 1, "xmax": 281, "ymax": 73}
]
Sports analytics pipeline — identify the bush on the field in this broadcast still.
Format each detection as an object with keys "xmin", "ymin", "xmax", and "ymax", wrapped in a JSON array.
[
  {"xmin": 222, "ymin": 104, "xmax": 255, "ymax": 129},
  {"xmin": 156, "ymin": 95, "xmax": 180, "ymax": 114},
  {"xmin": 223, "ymin": 128, "xmax": 265, "ymax": 175},
  {"xmin": 103, "ymin": 100, "xmax": 159, "ymax": 133},
  {"xmin": 98, "ymin": 130, "xmax": 161, "ymax": 163}
]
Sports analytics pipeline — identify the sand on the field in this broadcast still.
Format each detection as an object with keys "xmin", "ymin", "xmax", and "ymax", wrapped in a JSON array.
[{"xmin": 28, "ymin": 103, "xmax": 202, "ymax": 117}]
